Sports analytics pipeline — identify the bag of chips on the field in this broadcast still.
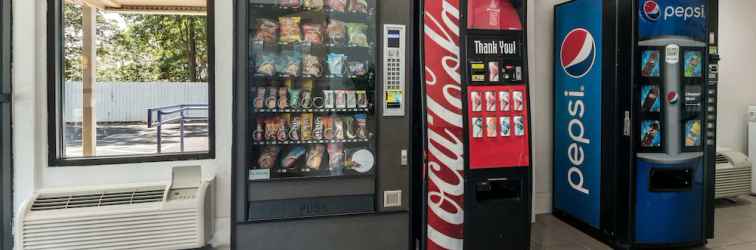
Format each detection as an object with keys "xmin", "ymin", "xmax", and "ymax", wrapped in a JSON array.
[
  {"xmin": 346, "ymin": 23, "xmax": 369, "ymax": 47},
  {"xmin": 277, "ymin": 87, "xmax": 289, "ymax": 109},
  {"xmin": 303, "ymin": 54, "xmax": 323, "ymax": 78},
  {"xmin": 256, "ymin": 52, "xmax": 277, "ymax": 77},
  {"xmin": 279, "ymin": 16, "xmax": 302, "ymax": 44},
  {"xmin": 303, "ymin": 23, "xmax": 324, "ymax": 45},
  {"xmin": 266, "ymin": 86, "xmax": 278, "ymax": 109},
  {"xmin": 276, "ymin": 117, "xmax": 288, "ymax": 142},
  {"xmin": 327, "ymin": 53, "xmax": 347, "ymax": 77},
  {"xmin": 305, "ymin": 144, "xmax": 326, "ymax": 171},
  {"xmin": 327, "ymin": 0, "xmax": 346, "ymax": 12},
  {"xmin": 301, "ymin": 113, "xmax": 313, "ymax": 140},
  {"xmin": 264, "ymin": 118, "xmax": 277, "ymax": 141},
  {"xmin": 279, "ymin": 0, "xmax": 301, "ymax": 8},
  {"xmin": 348, "ymin": 0, "xmax": 368, "ymax": 14},
  {"xmin": 278, "ymin": 50, "xmax": 301, "ymax": 77},
  {"xmin": 327, "ymin": 19, "xmax": 347, "ymax": 46},
  {"xmin": 327, "ymin": 143, "xmax": 345, "ymax": 175},
  {"xmin": 355, "ymin": 114, "xmax": 368, "ymax": 139},
  {"xmin": 254, "ymin": 87, "xmax": 266, "ymax": 109},
  {"xmin": 289, "ymin": 116, "xmax": 301, "ymax": 141},
  {"xmin": 258, "ymin": 146, "xmax": 281, "ymax": 169},
  {"xmin": 304, "ymin": 0, "xmax": 324, "ymax": 10},
  {"xmin": 281, "ymin": 146, "xmax": 305, "ymax": 170},
  {"xmin": 347, "ymin": 61, "xmax": 368, "ymax": 77},
  {"xmin": 254, "ymin": 18, "xmax": 278, "ymax": 44}
]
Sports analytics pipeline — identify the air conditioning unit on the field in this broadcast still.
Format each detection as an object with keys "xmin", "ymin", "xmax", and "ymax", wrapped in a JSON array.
[
  {"xmin": 16, "ymin": 166, "xmax": 214, "ymax": 250},
  {"xmin": 715, "ymin": 150, "xmax": 752, "ymax": 199}
]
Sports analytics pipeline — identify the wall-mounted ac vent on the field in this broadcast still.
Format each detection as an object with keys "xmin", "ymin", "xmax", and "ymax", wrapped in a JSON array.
[
  {"xmin": 17, "ymin": 166, "xmax": 214, "ymax": 250},
  {"xmin": 715, "ymin": 150, "xmax": 752, "ymax": 199},
  {"xmin": 30, "ymin": 187, "xmax": 164, "ymax": 211}
]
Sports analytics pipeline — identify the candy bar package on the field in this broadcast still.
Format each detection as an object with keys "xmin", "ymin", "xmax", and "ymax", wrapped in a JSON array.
[
  {"xmin": 280, "ymin": 146, "xmax": 306, "ymax": 170},
  {"xmin": 323, "ymin": 90, "xmax": 335, "ymax": 109},
  {"xmin": 335, "ymin": 90, "xmax": 347, "ymax": 108},
  {"xmin": 347, "ymin": 61, "xmax": 368, "ymax": 77},
  {"xmin": 327, "ymin": 19, "xmax": 347, "ymax": 46},
  {"xmin": 276, "ymin": 117, "xmax": 288, "ymax": 141},
  {"xmin": 334, "ymin": 116, "xmax": 345, "ymax": 140},
  {"xmin": 355, "ymin": 114, "xmax": 368, "ymax": 139},
  {"xmin": 327, "ymin": 53, "xmax": 347, "ymax": 77},
  {"xmin": 279, "ymin": 16, "xmax": 303, "ymax": 44},
  {"xmin": 346, "ymin": 23, "xmax": 369, "ymax": 47},
  {"xmin": 304, "ymin": 0, "xmax": 324, "ymax": 10},
  {"xmin": 254, "ymin": 87, "xmax": 266, "ymax": 109},
  {"xmin": 256, "ymin": 52, "xmax": 277, "ymax": 77},
  {"xmin": 343, "ymin": 116, "xmax": 356, "ymax": 139},
  {"xmin": 303, "ymin": 54, "xmax": 323, "ymax": 78},
  {"xmin": 346, "ymin": 90, "xmax": 357, "ymax": 108},
  {"xmin": 266, "ymin": 86, "xmax": 278, "ymax": 109},
  {"xmin": 305, "ymin": 144, "xmax": 326, "ymax": 171},
  {"xmin": 301, "ymin": 113, "xmax": 313, "ymax": 140},
  {"xmin": 327, "ymin": 143, "xmax": 345, "ymax": 175},
  {"xmin": 258, "ymin": 146, "xmax": 281, "ymax": 169},
  {"xmin": 277, "ymin": 87, "xmax": 289, "ymax": 109},
  {"xmin": 279, "ymin": 0, "xmax": 301, "ymax": 8},
  {"xmin": 303, "ymin": 23, "xmax": 324, "ymax": 45},
  {"xmin": 348, "ymin": 0, "xmax": 368, "ymax": 14},
  {"xmin": 356, "ymin": 90, "xmax": 368, "ymax": 108},
  {"xmin": 322, "ymin": 116, "xmax": 334, "ymax": 140},
  {"xmin": 288, "ymin": 88, "xmax": 301, "ymax": 109},
  {"xmin": 278, "ymin": 50, "xmax": 301, "ymax": 77},
  {"xmin": 327, "ymin": 0, "xmax": 347, "ymax": 12},
  {"xmin": 289, "ymin": 116, "xmax": 301, "ymax": 141},
  {"xmin": 300, "ymin": 90, "xmax": 313, "ymax": 108},
  {"xmin": 265, "ymin": 118, "xmax": 277, "ymax": 141},
  {"xmin": 312, "ymin": 116, "xmax": 324, "ymax": 140},
  {"xmin": 254, "ymin": 18, "xmax": 278, "ymax": 44}
]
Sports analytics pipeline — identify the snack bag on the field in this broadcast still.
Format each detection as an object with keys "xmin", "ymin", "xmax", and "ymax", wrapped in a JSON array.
[
  {"xmin": 327, "ymin": 53, "xmax": 347, "ymax": 77},
  {"xmin": 322, "ymin": 116, "xmax": 334, "ymax": 140},
  {"xmin": 313, "ymin": 116, "xmax": 325, "ymax": 140},
  {"xmin": 254, "ymin": 87, "xmax": 266, "ymax": 109},
  {"xmin": 355, "ymin": 114, "xmax": 368, "ymax": 139},
  {"xmin": 347, "ymin": 61, "xmax": 368, "ymax": 77},
  {"xmin": 327, "ymin": 143, "xmax": 345, "ymax": 175},
  {"xmin": 301, "ymin": 113, "xmax": 314, "ymax": 140},
  {"xmin": 266, "ymin": 86, "xmax": 278, "ymax": 109},
  {"xmin": 279, "ymin": 0, "xmax": 301, "ymax": 8},
  {"xmin": 278, "ymin": 87, "xmax": 289, "ymax": 109},
  {"xmin": 289, "ymin": 116, "xmax": 301, "ymax": 141},
  {"xmin": 303, "ymin": 23, "xmax": 324, "ymax": 45},
  {"xmin": 276, "ymin": 117, "xmax": 288, "ymax": 141},
  {"xmin": 256, "ymin": 52, "xmax": 277, "ymax": 77},
  {"xmin": 346, "ymin": 90, "xmax": 357, "ymax": 108},
  {"xmin": 334, "ymin": 116, "xmax": 345, "ymax": 139},
  {"xmin": 348, "ymin": 0, "xmax": 368, "ymax": 14},
  {"xmin": 305, "ymin": 144, "xmax": 326, "ymax": 171},
  {"xmin": 289, "ymin": 88, "xmax": 301, "ymax": 109},
  {"xmin": 264, "ymin": 118, "xmax": 277, "ymax": 141},
  {"xmin": 254, "ymin": 118, "xmax": 265, "ymax": 142},
  {"xmin": 303, "ymin": 54, "xmax": 323, "ymax": 78},
  {"xmin": 346, "ymin": 23, "xmax": 369, "ymax": 47},
  {"xmin": 258, "ymin": 146, "xmax": 281, "ymax": 169},
  {"xmin": 327, "ymin": 0, "xmax": 347, "ymax": 12},
  {"xmin": 344, "ymin": 116, "xmax": 356, "ymax": 139},
  {"xmin": 281, "ymin": 146, "xmax": 306, "ymax": 170},
  {"xmin": 356, "ymin": 90, "xmax": 368, "ymax": 108},
  {"xmin": 279, "ymin": 16, "xmax": 302, "ymax": 44},
  {"xmin": 304, "ymin": 0, "xmax": 324, "ymax": 9},
  {"xmin": 254, "ymin": 18, "xmax": 278, "ymax": 44},
  {"xmin": 278, "ymin": 50, "xmax": 301, "ymax": 77},
  {"xmin": 327, "ymin": 19, "xmax": 347, "ymax": 46}
]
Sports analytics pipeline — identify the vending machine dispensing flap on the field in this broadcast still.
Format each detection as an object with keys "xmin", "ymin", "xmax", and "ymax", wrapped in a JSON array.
[
  {"xmin": 475, "ymin": 178, "xmax": 522, "ymax": 201},
  {"xmin": 649, "ymin": 168, "xmax": 693, "ymax": 192}
]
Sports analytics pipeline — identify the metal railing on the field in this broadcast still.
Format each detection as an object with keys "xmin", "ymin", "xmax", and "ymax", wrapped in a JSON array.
[{"xmin": 147, "ymin": 104, "xmax": 208, "ymax": 153}]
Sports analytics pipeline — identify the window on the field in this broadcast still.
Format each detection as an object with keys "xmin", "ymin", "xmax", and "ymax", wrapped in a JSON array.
[{"xmin": 48, "ymin": 0, "xmax": 215, "ymax": 165}]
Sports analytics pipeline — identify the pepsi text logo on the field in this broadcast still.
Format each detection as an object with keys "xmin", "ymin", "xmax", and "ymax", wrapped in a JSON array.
[
  {"xmin": 643, "ymin": 0, "xmax": 705, "ymax": 22},
  {"xmin": 561, "ymin": 28, "xmax": 596, "ymax": 79}
]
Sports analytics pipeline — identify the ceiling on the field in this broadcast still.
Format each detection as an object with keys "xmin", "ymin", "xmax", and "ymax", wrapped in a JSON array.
[{"xmin": 78, "ymin": 0, "xmax": 207, "ymax": 15}]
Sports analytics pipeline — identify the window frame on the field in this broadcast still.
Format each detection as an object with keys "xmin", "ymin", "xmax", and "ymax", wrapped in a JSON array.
[{"xmin": 47, "ymin": 0, "xmax": 216, "ymax": 167}]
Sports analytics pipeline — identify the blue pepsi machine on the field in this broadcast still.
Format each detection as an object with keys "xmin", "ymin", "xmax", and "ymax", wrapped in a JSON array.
[{"xmin": 553, "ymin": 0, "xmax": 719, "ymax": 248}]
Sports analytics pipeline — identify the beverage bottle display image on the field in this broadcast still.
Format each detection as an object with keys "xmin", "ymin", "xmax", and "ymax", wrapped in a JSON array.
[{"xmin": 468, "ymin": 0, "xmax": 523, "ymax": 30}]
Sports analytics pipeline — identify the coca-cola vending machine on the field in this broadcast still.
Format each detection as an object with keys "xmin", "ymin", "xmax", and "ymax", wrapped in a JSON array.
[{"xmin": 419, "ymin": 0, "xmax": 532, "ymax": 249}]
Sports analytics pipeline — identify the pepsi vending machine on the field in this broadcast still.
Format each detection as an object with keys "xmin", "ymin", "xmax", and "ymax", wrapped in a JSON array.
[
  {"xmin": 553, "ymin": 0, "xmax": 719, "ymax": 248},
  {"xmin": 420, "ymin": 0, "xmax": 532, "ymax": 249}
]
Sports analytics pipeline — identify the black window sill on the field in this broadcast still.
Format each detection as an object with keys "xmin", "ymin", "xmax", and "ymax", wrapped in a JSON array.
[{"xmin": 49, "ymin": 152, "xmax": 215, "ymax": 167}]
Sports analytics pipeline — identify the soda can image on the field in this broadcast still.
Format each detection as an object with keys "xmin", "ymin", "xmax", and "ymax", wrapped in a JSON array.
[
  {"xmin": 488, "ymin": 61, "xmax": 500, "ymax": 82},
  {"xmin": 471, "ymin": 91, "xmax": 483, "ymax": 112},
  {"xmin": 513, "ymin": 91, "xmax": 524, "ymax": 111},
  {"xmin": 485, "ymin": 91, "xmax": 497, "ymax": 112},
  {"xmin": 499, "ymin": 91, "xmax": 510, "ymax": 111},
  {"xmin": 500, "ymin": 116, "xmax": 511, "ymax": 136},
  {"xmin": 486, "ymin": 117, "xmax": 497, "ymax": 137},
  {"xmin": 472, "ymin": 117, "xmax": 483, "ymax": 138},
  {"xmin": 514, "ymin": 116, "xmax": 525, "ymax": 136}
]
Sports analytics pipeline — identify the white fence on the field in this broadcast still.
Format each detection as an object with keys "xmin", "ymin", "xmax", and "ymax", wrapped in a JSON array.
[{"xmin": 64, "ymin": 81, "xmax": 208, "ymax": 123}]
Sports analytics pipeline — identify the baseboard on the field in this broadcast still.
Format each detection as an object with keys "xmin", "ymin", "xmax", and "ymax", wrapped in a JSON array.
[{"xmin": 535, "ymin": 192, "xmax": 552, "ymax": 214}]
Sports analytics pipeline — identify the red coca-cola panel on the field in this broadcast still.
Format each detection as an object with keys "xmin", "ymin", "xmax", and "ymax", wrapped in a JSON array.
[
  {"xmin": 423, "ymin": 0, "xmax": 465, "ymax": 249},
  {"xmin": 467, "ymin": 85, "xmax": 530, "ymax": 169}
]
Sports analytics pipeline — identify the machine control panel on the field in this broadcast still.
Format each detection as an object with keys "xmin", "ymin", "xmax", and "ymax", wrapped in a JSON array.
[{"xmin": 382, "ymin": 24, "xmax": 406, "ymax": 117}]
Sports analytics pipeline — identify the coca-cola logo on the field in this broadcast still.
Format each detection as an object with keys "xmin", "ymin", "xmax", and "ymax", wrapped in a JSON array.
[{"xmin": 423, "ymin": 0, "xmax": 464, "ymax": 249}]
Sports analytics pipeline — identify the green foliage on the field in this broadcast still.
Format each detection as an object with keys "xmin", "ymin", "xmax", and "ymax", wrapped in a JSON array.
[{"xmin": 64, "ymin": 4, "xmax": 208, "ymax": 82}]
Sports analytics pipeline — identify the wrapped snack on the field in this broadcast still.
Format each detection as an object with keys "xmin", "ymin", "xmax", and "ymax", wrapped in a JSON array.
[
  {"xmin": 280, "ymin": 146, "xmax": 306, "ymax": 171},
  {"xmin": 256, "ymin": 52, "xmax": 277, "ymax": 77},
  {"xmin": 265, "ymin": 86, "xmax": 278, "ymax": 109},
  {"xmin": 327, "ymin": 53, "xmax": 347, "ymax": 77},
  {"xmin": 322, "ymin": 116, "xmax": 334, "ymax": 140},
  {"xmin": 258, "ymin": 146, "xmax": 281, "ymax": 169},
  {"xmin": 301, "ymin": 113, "xmax": 313, "ymax": 140},
  {"xmin": 279, "ymin": 0, "xmax": 301, "ymax": 8},
  {"xmin": 289, "ymin": 88, "xmax": 301, "ymax": 109},
  {"xmin": 346, "ymin": 90, "xmax": 357, "ymax": 108},
  {"xmin": 305, "ymin": 144, "xmax": 326, "ymax": 171},
  {"xmin": 348, "ymin": 0, "xmax": 368, "ymax": 14},
  {"xmin": 313, "ymin": 116, "xmax": 324, "ymax": 140},
  {"xmin": 303, "ymin": 23, "xmax": 324, "ymax": 45},
  {"xmin": 276, "ymin": 117, "xmax": 288, "ymax": 142},
  {"xmin": 254, "ymin": 87, "xmax": 266, "ymax": 109},
  {"xmin": 265, "ymin": 118, "xmax": 277, "ymax": 141},
  {"xmin": 347, "ymin": 61, "xmax": 368, "ymax": 77},
  {"xmin": 254, "ymin": 118, "xmax": 265, "ymax": 142},
  {"xmin": 344, "ymin": 116, "xmax": 356, "ymax": 139},
  {"xmin": 327, "ymin": 0, "xmax": 347, "ymax": 12},
  {"xmin": 278, "ymin": 87, "xmax": 288, "ymax": 109},
  {"xmin": 327, "ymin": 143, "xmax": 345, "ymax": 175},
  {"xmin": 334, "ymin": 116, "xmax": 345, "ymax": 140},
  {"xmin": 335, "ymin": 90, "xmax": 347, "ymax": 108},
  {"xmin": 279, "ymin": 16, "xmax": 302, "ymax": 44},
  {"xmin": 327, "ymin": 19, "xmax": 347, "ymax": 46},
  {"xmin": 323, "ymin": 90, "xmax": 335, "ymax": 108},
  {"xmin": 254, "ymin": 18, "xmax": 278, "ymax": 44},
  {"xmin": 355, "ymin": 114, "xmax": 368, "ymax": 139},
  {"xmin": 289, "ymin": 116, "xmax": 301, "ymax": 141},
  {"xmin": 301, "ymin": 90, "xmax": 313, "ymax": 108},
  {"xmin": 278, "ymin": 51, "xmax": 301, "ymax": 77},
  {"xmin": 346, "ymin": 23, "xmax": 369, "ymax": 47},
  {"xmin": 356, "ymin": 90, "xmax": 368, "ymax": 108},
  {"xmin": 303, "ymin": 54, "xmax": 323, "ymax": 78},
  {"xmin": 304, "ymin": 0, "xmax": 324, "ymax": 10}
]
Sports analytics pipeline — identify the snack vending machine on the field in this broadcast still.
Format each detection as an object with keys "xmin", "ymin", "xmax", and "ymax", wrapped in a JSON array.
[
  {"xmin": 420, "ymin": 0, "xmax": 532, "ymax": 249},
  {"xmin": 553, "ymin": 0, "xmax": 718, "ymax": 248},
  {"xmin": 232, "ymin": 0, "xmax": 416, "ymax": 249}
]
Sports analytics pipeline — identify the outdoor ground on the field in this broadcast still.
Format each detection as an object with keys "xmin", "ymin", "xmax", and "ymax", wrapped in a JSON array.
[{"xmin": 63, "ymin": 122, "xmax": 209, "ymax": 157}]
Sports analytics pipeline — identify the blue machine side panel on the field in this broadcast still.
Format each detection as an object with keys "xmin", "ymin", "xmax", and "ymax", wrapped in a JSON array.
[
  {"xmin": 635, "ymin": 159, "xmax": 704, "ymax": 243},
  {"xmin": 638, "ymin": 0, "xmax": 707, "ymax": 42},
  {"xmin": 553, "ymin": 0, "xmax": 602, "ymax": 229}
]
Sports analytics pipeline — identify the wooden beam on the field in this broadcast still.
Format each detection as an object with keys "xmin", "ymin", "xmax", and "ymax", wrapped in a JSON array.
[{"xmin": 82, "ymin": 6, "xmax": 97, "ymax": 156}]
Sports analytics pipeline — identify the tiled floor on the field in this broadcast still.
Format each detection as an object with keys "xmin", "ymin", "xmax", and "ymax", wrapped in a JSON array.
[{"xmin": 531, "ymin": 196, "xmax": 756, "ymax": 250}]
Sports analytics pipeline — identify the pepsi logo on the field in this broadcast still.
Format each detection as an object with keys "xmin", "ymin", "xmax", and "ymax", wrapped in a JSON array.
[
  {"xmin": 561, "ymin": 28, "xmax": 596, "ymax": 79},
  {"xmin": 643, "ymin": 0, "xmax": 660, "ymax": 21},
  {"xmin": 667, "ymin": 91, "xmax": 679, "ymax": 104}
]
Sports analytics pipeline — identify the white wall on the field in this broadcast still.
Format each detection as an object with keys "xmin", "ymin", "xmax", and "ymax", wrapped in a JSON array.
[{"xmin": 12, "ymin": 0, "xmax": 234, "ymax": 248}]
